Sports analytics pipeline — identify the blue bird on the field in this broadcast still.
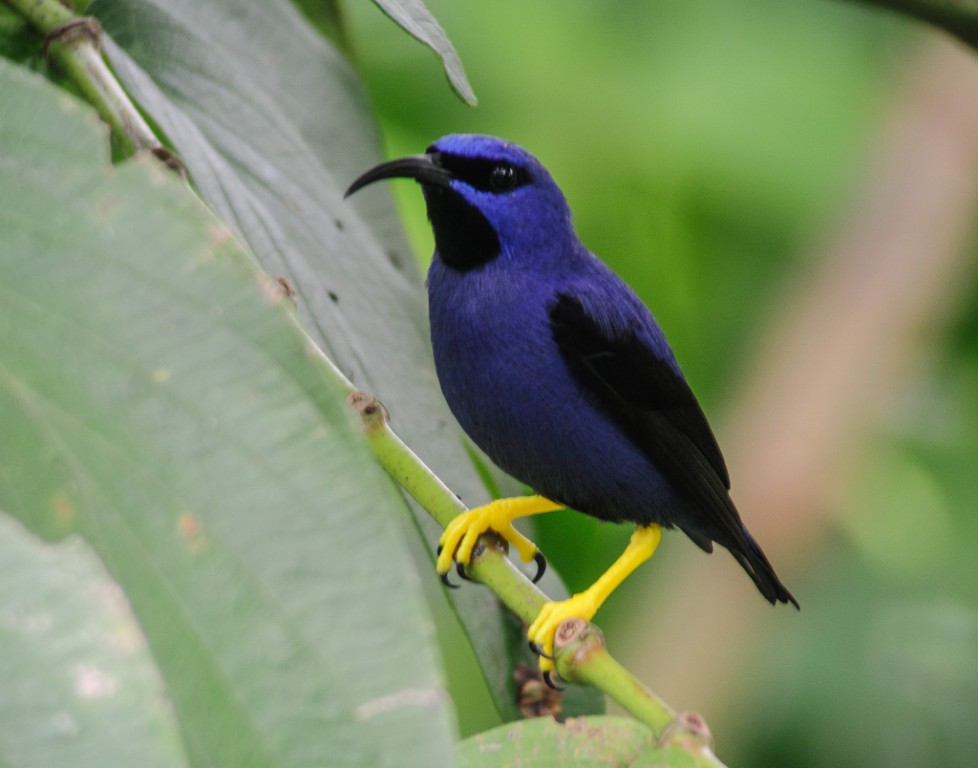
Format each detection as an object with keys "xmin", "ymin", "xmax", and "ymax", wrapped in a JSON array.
[{"xmin": 347, "ymin": 134, "xmax": 797, "ymax": 681}]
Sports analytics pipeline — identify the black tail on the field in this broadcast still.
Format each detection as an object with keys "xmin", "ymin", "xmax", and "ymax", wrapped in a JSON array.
[{"xmin": 731, "ymin": 528, "xmax": 799, "ymax": 608}]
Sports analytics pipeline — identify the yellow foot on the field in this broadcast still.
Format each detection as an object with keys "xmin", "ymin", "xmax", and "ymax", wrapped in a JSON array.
[
  {"xmin": 527, "ymin": 592, "xmax": 601, "ymax": 679},
  {"xmin": 526, "ymin": 524, "xmax": 663, "ymax": 685},
  {"xmin": 436, "ymin": 495, "xmax": 561, "ymax": 585}
]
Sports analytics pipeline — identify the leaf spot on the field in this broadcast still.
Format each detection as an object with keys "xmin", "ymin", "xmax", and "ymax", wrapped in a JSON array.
[
  {"xmin": 259, "ymin": 275, "xmax": 296, "ymax": 307},
  {"xmin": 208, "ymin": 222, "xmax": 233, "ymax": 247},
  {"xmin": 177, "ymin": 511, "xmax": 208, "ymax": 553},
  {"xmin": 97, "ymin": 196, "xmax": 120, "ymax": 215},
  {"xmin": 152, "ymin": 368, "xmax": 170, "ymax": 384},
  {"xmin": 73, "ymin": 664, "xmax": 117, "ymax": 699},
  {"xmin": 51, "ymin": 492, "xmax": 76, "ymax": 525}
]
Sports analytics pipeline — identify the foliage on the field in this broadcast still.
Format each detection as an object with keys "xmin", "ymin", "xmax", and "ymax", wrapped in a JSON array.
[{"xmin": 0, "ymin": 53, "xmax": 459, "ymax": 766}]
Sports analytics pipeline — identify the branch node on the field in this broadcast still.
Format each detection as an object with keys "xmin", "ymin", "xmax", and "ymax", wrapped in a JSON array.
[
  {"xmin": 347, "ymin": 390, "xmax": 390, "ymax": 435},
  {"xmin": 658, "ymin": 710, "xmax": 714, "ymax": 752},
  {"xmin": 552, "ymin": 618, "xmax": 608, "ymax": 688},
  {"xmin": 43, "ymin": 16, "xmax": 102, "ymax": 60},
  {"xmin": 554, "ymin": 617, "xmax": 588, "ymax": 649},
  {"xmin": 148, "ymin": 146, "xmax": 188, "ymax": 178}
]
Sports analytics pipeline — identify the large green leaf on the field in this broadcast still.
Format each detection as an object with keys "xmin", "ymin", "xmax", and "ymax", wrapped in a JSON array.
[
  {"xmin": 0, "ymin": 514, "xmax": 188, "ymax": 768},
  {"xmin": 0, "ymin": 58, "xmax": 456, "ymax": 766},
  {"xmin": 86, "ymin": 0, "xmax": 601, "ymax": 720},
  {"xmin": 457, "ymin": 716, "xmax": 697, "ymax": 768}
]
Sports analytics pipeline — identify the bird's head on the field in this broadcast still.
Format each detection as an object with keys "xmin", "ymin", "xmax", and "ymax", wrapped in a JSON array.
[{"xmin": 346, "ymin": 134, "xmax": 575, "ymax": 271}]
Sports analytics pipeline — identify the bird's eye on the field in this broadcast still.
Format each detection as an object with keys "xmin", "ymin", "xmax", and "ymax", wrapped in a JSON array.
[{"xmin": 489, "ymin": 164, "xmax": 518, "ymax": 193}]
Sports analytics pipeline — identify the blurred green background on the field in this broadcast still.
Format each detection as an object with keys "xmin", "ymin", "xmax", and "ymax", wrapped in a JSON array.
[{"xmin": 341, "ymin": 1, "xmax": 978, "ymax": 766}]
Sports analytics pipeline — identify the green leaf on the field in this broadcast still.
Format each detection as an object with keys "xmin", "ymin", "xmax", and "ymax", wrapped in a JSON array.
[
  {"xmin": 0, "ymin": 514, "xmax": 188, "ymax": 768},
  {"xmin": 0, "ymin": 58, "xmax": 456, "ymax": 767},
  {"xmin": 457, "ymin": 716, "xmax": 698, "ymax": 768},
  {"xmin": 87, "ymin": 0, "xmax": 599, "ymax": 720},
  {"xmin": 366, "ymin": 0, "xmax": 477, "ymax": 105}
]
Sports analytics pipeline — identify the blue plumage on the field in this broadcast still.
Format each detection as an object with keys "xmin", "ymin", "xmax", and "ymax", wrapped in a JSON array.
[
  {"xmin": 428, "ymin": 236, "xmax": 680, "ymax": 526},
  {"xmin": 348, "ymin": 134, "xmax": 796, "ymax": 612}
]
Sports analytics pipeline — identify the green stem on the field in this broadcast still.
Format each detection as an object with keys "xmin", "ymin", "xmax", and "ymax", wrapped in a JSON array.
[
  {"xmin": 558, "ymin": 622, "xmax": 724, "ymax": 766},
  {"xmin": 7, "ymin": 0, "xmax": 165, "ymax": 159},
  {"xmin": 348, "ymin": 390, "xmax": 466, "ymax": 529},
  {"xmin": 566, "ymin": 629, "xmax": 676, "ymax": 735},
  {"xmin": 346, "ymin": 389, "xmax": 725, "ymax": 764}
]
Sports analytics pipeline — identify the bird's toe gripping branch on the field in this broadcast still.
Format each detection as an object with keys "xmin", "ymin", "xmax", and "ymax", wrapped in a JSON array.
[
  {"xmin": 528, "ymin": 524, "xmax": 663, "ymax": 682},
  {"xmin": 437, "ymin": 500, "xmax": 663, "ymax": 685},
  {"xmin": 436, "ymin": 495, "xmax": 562, "ymax": 587}
]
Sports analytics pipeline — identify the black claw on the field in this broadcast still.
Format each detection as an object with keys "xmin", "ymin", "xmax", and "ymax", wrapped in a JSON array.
[
  {"xmin": 440, "ymin": 571, "xmax": 459, "ymax": 589},
  {"xmin": 543, "ymin": 670, "xmax": 564, "ymax": 691},
  {"xmin": 456, "ymin": 562, "xmax": 474, "ymax": 582},
  {"xmin": 436, "ymin": 545, "xmax": 459, "ymax": 588},
  {"xmin": 528, "ymin": 640, "xmax": 554, "ymax": 660},
  {"xmin": 531, "ymin": 551, "xmax": 547, "ymax": 583}
]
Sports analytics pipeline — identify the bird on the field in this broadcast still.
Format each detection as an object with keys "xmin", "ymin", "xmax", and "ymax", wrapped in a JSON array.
[{"xmin": 346, "ymin": 134, "xmax": 797, "ymax": 684}]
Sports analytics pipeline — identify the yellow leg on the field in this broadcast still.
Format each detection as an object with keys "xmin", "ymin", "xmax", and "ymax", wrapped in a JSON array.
[
  {"xmin": 528, "ymin": 524, "xmax": 662, "ymax": 675},
  {"xmin": 436, "ymin": 495, "xmax": 562, "ymax": 575}
]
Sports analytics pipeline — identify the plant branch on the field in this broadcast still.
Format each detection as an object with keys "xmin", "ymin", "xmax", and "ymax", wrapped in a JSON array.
[
  {"xmin": 6, "ymin": 0, "xmax": 177, "ymax": 165},
  {"xmin": 346, "ymin": 388, "xmax": 726, "ymax": 766}
]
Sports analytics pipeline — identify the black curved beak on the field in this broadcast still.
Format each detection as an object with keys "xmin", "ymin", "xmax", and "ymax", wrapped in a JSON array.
[{"xmin": 345, "ymin": 153, "xmax": 453, "ymax": 198}]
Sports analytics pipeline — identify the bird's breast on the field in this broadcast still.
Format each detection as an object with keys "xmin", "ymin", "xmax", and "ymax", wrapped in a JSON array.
[
  {"xmin": 426, "ymin": 258, "xmax": 671, "ymax": 522},
  {"xmin": 428, "ymin": 259, "xmax": 568, "ymax": 441},
  {"xmin": 428, "ymin": 263, "xmax": 560, "ymax": 434}
]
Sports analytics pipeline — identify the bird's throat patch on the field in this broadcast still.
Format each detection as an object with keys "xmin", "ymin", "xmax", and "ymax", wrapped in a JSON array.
[{"xmin": 423, "ymin": 186, "xmax": 500, "ymax": 271}]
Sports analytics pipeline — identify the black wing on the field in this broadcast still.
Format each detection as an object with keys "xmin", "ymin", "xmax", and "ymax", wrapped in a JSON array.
[{"xmin": 549, "ymin": 292, "xmax": 797, "ymax": 606}]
